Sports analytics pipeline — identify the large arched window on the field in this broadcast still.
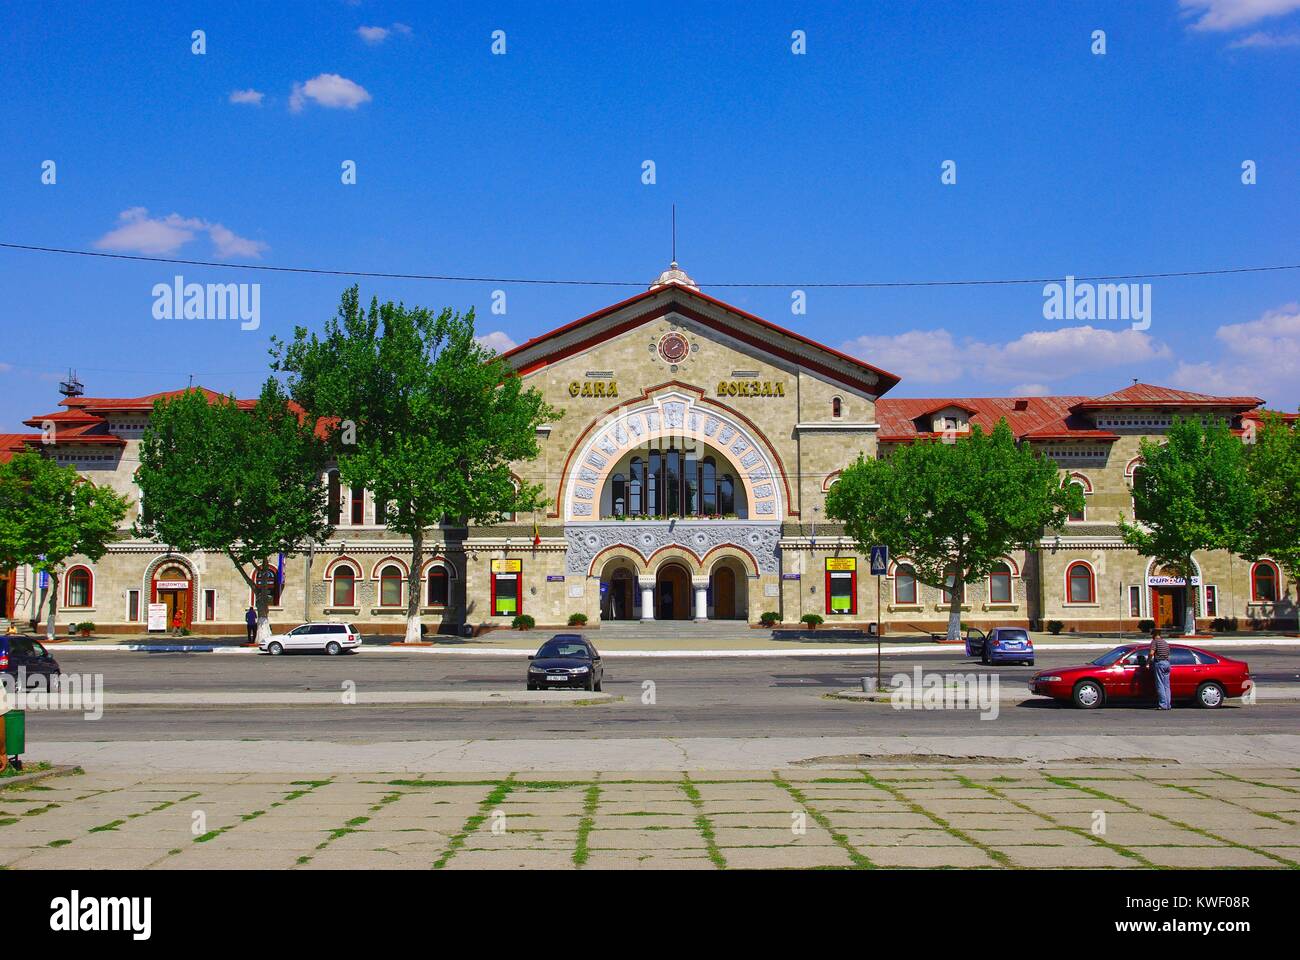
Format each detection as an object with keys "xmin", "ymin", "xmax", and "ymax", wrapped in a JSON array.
[
  {"xmin": 700, "ymin": 457, "xmax": 717, "ymax": 515},
  {"xmin": 427, "ymin": 565, "xmax": 450, "ymax": 607},
  {"xmin": 1252, "ymin": 561, "xmax": 1279, "ymax": 602},
  {"xmin": 379, "ymin": 563, "xmax": 404, "ymax": 607},
  {"xmin": 894, "ymin": 564, "xmax": 918, "ymax": 604},
  {"xmin": 331, "ymin": 564, "xmax": 356, "ymax": 607},
  {"xmin": 989, "ymin": 562, "xmax": 1013, "ymax": 604},
  {"xmin": 66, "ymin": 565, "xmax": 93, "ymax": 607},
  {"xmin": 611, "ymin": 473, "xmax": 627, "ymax": 517},
  {"xmin": 718, "ymin": 473, "xmax": 735, "ymax": 515},
  {"xmin": 629, "ymin": 457, "xmax": 643, "ymax": 515},
  {"xmin": 1066, "ymin": 561, "xmax": 1095, "ymax": 604}
]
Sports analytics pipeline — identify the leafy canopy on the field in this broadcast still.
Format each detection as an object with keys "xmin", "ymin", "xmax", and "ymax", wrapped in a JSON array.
[
  {"xmin": 1241, "ymin": 413, "xmax": 1300, "ymax": 579},
  {"xmin": 826, "ymin": 419, "xmax": 1080, "ymax": 590},
  {"xmin": 1119, "ymin": 415, "xmax": 1252, "ymax": 573},
  {"xmin": 0, "ymin": 450, "xmax": 130, "ymax": 572},
  {"xmin": 134, "ymin": 379, "xmax": 334, "ymax": 586}
]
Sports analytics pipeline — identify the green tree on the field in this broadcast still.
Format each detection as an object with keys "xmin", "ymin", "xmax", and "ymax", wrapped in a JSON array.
[
  {"xmin": 1120, "ymin": 416, "xmax": 1252, "ymax": 635},
  {"xmin": 1242, "ymin": 413, "xmax": 1300, "ymax": 582},
  {"xmin": 826, "ymin": 420, "xmax": 1080, "ymax": 641},
  {"xmin": 0, "ymin": 451, "xmax": 130, "ymax": 639},
  {"xmin": 134, "ymin": 380, "xmax": 334, "ymax": 642},
  {"xmin": 272, "ymin": 287, "xmax": 560, "ymax": 643}
]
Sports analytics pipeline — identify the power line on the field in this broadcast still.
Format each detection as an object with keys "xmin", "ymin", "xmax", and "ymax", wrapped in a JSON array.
[{"xmin": 2, "ymin": 241, "xmax": 1298, "ymax": 288}]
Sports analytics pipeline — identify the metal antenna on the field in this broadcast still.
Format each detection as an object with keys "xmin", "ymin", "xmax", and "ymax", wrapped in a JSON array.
[{"xmin": 672, "ymin": 204, "xmax": 676, "ymax": 263}]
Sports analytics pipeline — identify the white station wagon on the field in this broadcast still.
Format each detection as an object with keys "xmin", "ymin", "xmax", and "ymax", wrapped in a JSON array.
[{"xmin": 261, "ymin": 622, "xmax": 362, "ymax": 656}]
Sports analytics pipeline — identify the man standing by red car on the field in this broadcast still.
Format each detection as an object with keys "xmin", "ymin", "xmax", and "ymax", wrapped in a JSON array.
[{"xmin": 1149, "ymin": 628, "xmax": 1171, "ymax": 709}]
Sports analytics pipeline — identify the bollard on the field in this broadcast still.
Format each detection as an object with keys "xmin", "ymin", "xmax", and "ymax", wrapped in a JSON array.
[{"xmin": 861, "ymin": 677, "xmax": 878, "ymax": 694}]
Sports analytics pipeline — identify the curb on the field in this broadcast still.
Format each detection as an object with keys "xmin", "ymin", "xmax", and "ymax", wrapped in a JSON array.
[{"xmin": 0, "ymin": 763, "xmax": 83, "ymax": 790}]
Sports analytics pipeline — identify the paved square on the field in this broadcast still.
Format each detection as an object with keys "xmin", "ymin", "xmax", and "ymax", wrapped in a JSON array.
[{"xmin": 2, "ymin": 766, "xmax": 1297, "ymax": 869}]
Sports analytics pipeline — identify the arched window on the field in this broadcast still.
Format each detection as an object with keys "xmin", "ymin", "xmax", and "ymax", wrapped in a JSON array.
[
  {"xmin": 250, "ymin": 564, "xmax": 283, "ymax": 606},
  {"xmin": 894, "ymin": 564, "xmax": 917, "ymax": 604},
  {"xmin": 701, "ymin": 457, "xmax": 717, "ymax": 515},
  {"xmin": 427, "ymin": 565, "xmax": 449, "ymax": 607},
  {"xmin": 611, "ymin": 473, "xmax": 626, "ymax": 517},
  {"xmin": 1066, "ymin": 561, "xmax": 1095, "ymax": 604},
  {"xmin": 1065, "ymin": 479, "xmax": 1088, "ymax": 522},
  {"xmin": 989, "ymin": 562, "xmax": 1013, "ymax": 604},
  {"xmin": 332, "ymin": 565, "xmax": 356, "ymax": 607},
  {"xmin": 1130, "ymin": 465, "xmax": 1147, "ymax": 521},
  {"xmin": 647, "ymin": 450, "xmax": 661, "ymax": 517},
  {"xmin": 1252, "ymin": 561, "xmax": 1279, "ymax": 602},
  {"xmin": 629, "ymin": 457, "xmax": 643, "ymax": 515},
  {"xmin": 832, "ymin": 397, "xmax": 842, "ymax": 419},
  {"xmin": 326, "ymin": 470, "xmax": 341, "ymax": 526},
  {"xmin": 350, "ymin": 483, "xmax": 366, "ymax": 525},
  {"xmin": 718, "ymin": 473, "xmax": 735, "ymax": 515},
  {"xmin": 66, "ymin": 566, "xmax": 93, "ymax": 607},
  {"xmin": 379, "ymin": 563, "xmax": 404, "ymax": 607}
]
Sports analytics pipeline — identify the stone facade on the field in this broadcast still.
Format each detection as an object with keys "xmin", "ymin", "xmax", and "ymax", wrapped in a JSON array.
[{"xmin": 2, "ymin": 268, "xmax": 1294, "ymax": 636}]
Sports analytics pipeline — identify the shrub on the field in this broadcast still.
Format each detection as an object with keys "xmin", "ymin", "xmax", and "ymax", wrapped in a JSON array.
[
  {"xmin": 512, "ymin": 614, "xmax": 536, "ymax": 630},
  {"xmin": 70, "ymin": 621, "xmax": 95, "ymax": 637},
  {"xmin": 567, "ymin": 612, "xmax": 588, "ymax": 627},
  {"xmin": 759, "ymin": 611, "xmax": 780, "ymax": 626},
  {"xmin": 1138, "ymin": 619, "xmax": 1155, "ymax": 633},
  {"xmin": 1047, "ymin": 620, "xmax": 1064, "ymax": 635},
  {"xmin": 1210, "ymin": 617, "xmax": 1239, "ymax": 633},
  {"xmin": 800, "ymin": 613, "xmax": 824, "ymax": 628}
]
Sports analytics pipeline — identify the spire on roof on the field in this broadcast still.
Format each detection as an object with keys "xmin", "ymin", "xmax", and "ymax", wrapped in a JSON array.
[{"xmin": 649, "ymin": 260, "xmax": 698, "ymax": 290}]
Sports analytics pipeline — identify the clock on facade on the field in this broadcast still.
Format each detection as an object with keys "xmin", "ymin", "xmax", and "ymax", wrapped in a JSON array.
[{"xmin": 658, "ymin": 332, "xmax": 690, "ymax": 363}]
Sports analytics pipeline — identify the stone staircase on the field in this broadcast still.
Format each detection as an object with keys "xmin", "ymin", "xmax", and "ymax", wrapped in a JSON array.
[{"xmin": 592, "ymin": 619, "xmax": 764, "ymax": 641}]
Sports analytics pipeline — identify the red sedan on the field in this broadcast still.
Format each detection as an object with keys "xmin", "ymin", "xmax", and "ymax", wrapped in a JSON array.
[{"xmin": 1028, "ymin": 644, "xmax": 1251, "ymax": 709}]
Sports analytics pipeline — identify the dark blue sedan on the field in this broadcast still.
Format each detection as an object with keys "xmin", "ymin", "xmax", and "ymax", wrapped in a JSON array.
[
  {"xmin": 526, "ymin": 635, "xmax": 604, "ymax": 691},
  {"xmin": 965, "ymin": 626, "xmax": 1035, "ymax": 666}
]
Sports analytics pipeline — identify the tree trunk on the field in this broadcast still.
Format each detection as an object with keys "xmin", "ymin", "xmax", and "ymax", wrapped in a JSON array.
[
  {"xmin": 44, "ymin": 571, "xmax": 59, "ymax": 641},
  {"xmin": 404, "ymin": 525, "xmax": 424, "ymax": 644},
  {"xmin": 1182, "ymin": 562, "xmax": 1197, "ymax": 636},
  {"xmin": 945, "ymin": 583, "xmax": 962, "ymax": 643},
  {"xmin": 255, "ymin": 586, "xmax": 273, "ymax": 644}
]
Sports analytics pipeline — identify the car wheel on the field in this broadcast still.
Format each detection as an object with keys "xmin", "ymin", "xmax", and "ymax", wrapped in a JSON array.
[
  {"xmin": 980, "ymin": 647, "xmax": 991, "ymax": 666},
  {"xmin": 585, "ymin": 674, "xmax": 595, "ymax": 692},
  {"xmin": 527, "ymin": 683, "xmax": 536, "ymax": 691},
  {"xmin": 1195, "ymin": 682, "xmax": 1225, "ymax": 709},
  {"xmin": 594, "ymin": 676, "xmax": 603, "ymax": 692},
  {"xmin": 267, "ymin": 641, "xmax": 284, "ymax": 656},
  {"xmin": 1072, "ymin": 680, "xmax": 1104, "ymax": 709},
  {"xmin": 325, "ymin": 641, "xmax": 342, "ymax": 656}
]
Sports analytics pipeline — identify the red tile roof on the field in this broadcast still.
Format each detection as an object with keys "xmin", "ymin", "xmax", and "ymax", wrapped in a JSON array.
[
  {"xmin": 876, "ymin": 394, "xmax": 1104, "ymax": 443},
  {"xmin": 0, "ymin": 434, "xmax": 40, "ymax": 463},
  {"xmin": 1070, "ymin": 383, "xmax": 1262, "ymax": 412}
]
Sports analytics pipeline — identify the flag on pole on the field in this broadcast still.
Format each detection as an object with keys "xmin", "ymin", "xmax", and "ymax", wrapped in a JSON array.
[
  {"xmin": 276, "ymin": 551, "xmax": 285, "ymax": 587},
  {"xmin": 532, "ymin": 513, "xmax": 541, "ymax": 547}
]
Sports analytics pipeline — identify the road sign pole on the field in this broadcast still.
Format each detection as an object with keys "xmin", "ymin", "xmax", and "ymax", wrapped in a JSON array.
[{"xmin": 876, "ymin": 572, "xmax": 882, "ymax": 691}]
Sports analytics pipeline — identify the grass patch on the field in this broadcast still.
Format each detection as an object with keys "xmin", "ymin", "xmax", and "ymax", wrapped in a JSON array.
[
  {"xmin": 434, "ymin": 778, "xmax": 516, "ymax": 870},
  {"xmin": 572, "ymin": 783, "xmax": 601, "ymax": 868},
  {"xmin": 773, "ymin": 775, "xmax": 874, "ymax": 869},
  {"xmin": 680, "ymin": 777, "xmax": 726, "ymax": 869}
]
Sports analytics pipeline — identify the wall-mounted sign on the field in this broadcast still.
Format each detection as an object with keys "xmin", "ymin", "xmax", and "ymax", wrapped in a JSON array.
[
  {"xmin": 546, "ymin": 575, "xmax": 565, "ymax": 582},
  {"xmin": 569, "ymin": 380, "xmax": 619, "ymax": 398},
  {"xmin": 825, "ymin": 558, "xmax": 857, "ymax": 572},
  {"xmin": 781, "ymin": 573, "xmax": 801, "ymax": 581},
  {"xmin": 1147, "ymin": 575, "xmax": 1200, "ymax": 587},
  {"xmin": 155, "ymin": 580, "xmax": 190, "ymax": 590},
  {"xmin": 491, "ymin": 559, "xmax": 522, "ymax": 573},
  {"xmin": 717, "ymin": 380, "xmax": 786, "ymax": 398}
]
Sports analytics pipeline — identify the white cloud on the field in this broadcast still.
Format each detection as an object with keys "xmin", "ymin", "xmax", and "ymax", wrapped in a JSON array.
[
  {"xmin": 357, "ymin": 26, "xmax": 390, "ymax": 44},
  {"xmin": 94, "ymin": 208, "xmax": 267, "ymax": 259},
  {"xmin": 1170, "ymin": 303, "xmax": 1300, "ymax": 408},
  {"xmin": 1227, "ymin": 28, "xmax": 1300, "ymax": 45},
  {"xmin": 228, "ymin": 88, "xmax": 265, "ymax": 105},
  {"xmin": 843, "ymin": 325, "xmax": 1170, "ymax": 386},
  {"xmin": 289, "ymin": 74, "xmax": 372, "ymax": 112},
  {"xmin": 1011, "ymin": 383, "xmax": 1052, "ymax": 397},
  {"xmin": 1180, "ymin": 0, "xmax": 1300, "ymax": 31},
  {"xmin": 475, "ymin": 331, "xmax": 517, "ymax": 354}
]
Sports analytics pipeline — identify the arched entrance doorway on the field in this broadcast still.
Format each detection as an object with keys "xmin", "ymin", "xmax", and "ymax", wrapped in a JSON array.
[
  {"xmin": 1150, "ymin": 563, "xmax": 1192, "ymax": 631},
  {"xmin": 152, "ymin": 563, "xmax": 193, "ymax": 630},
  {"xmin": 656, "ymin": 563, "xmax": 692, "ymax": 620},
  {"xmin": 598, "ymin": 559, "xmax": 638, "ymax": 621},
  {"xmin": 709, "ymin": 559, "xmax": 749, "ymax": 620}
]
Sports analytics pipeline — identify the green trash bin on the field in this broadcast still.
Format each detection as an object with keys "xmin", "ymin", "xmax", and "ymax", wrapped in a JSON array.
[{"xmin": 1, "ymin": 710, "xmax": 24, "ymax": 756}]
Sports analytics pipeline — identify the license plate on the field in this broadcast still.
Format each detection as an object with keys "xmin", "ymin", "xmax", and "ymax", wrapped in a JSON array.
[{"xmin": 547, "ymin": 675, "xmax": 568, "ymax": 682}]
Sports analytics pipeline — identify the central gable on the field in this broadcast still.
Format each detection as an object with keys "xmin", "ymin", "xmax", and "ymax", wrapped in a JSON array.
[{"xmin": 499, "ymin": 281, "xmax": 900, "ymax": 400}]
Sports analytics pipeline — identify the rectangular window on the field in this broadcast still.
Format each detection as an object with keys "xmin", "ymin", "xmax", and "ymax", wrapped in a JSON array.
[
  {"xmin": 128, "ymin": 589, "xmax": 140, "ymax": 623},
  {"xmin": 350, "ymin": 484, "xmax": 365, "ymax": 525},
  {"xmin": 492, "ymin": 559, "xmax": 522, "ymax": 617},
  {"xmin": 1129, "ymin": 585, "xmax": 1142, "ymax": 618},
  {"xmin": 204, "ymin": 589, "xmax": 216, "ymax": 622},
  {"xmin": 825, "ymin": 558, "xmax": 857, "ymax": 615},
  {"xmin": 1205, "ymin": 584, "xmax": 1218, "ymax": 618}
]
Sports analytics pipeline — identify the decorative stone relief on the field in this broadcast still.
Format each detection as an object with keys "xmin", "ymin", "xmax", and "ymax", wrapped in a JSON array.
[{"xmin": 565, "ymin": 522, "xmax": 782, "ymax": 575}]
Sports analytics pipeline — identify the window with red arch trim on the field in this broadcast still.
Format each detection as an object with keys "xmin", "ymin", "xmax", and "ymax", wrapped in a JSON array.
[
  {"xmin": 1066, "ymin": 561, "xmax": 1095, "ymax": 604},
  {"xmin": 66, "ymin": 565, "xmax": 93, "ymax": 607},
  {"xmin": 1251, "ymin": 561, "xmax": 1279, "ymax": 603}
]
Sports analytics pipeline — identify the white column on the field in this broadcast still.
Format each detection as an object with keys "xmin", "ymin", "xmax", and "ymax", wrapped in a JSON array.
[
  {"xmin": 638, "ymin": 576, "xmax": 656, "ymax": 622},
  {"xmin": 693, "ymin": 577, "xmax": 710, "ymax": 622}
]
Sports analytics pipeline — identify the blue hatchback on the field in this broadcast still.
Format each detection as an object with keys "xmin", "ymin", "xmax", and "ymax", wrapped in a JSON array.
[{"xmin": 965, "ymin": 627, "xmax": 1034, "ymax": 665}]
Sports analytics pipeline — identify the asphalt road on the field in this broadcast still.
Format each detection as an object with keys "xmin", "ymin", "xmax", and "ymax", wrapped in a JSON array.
[{"xmin": 23, "ymin": 645, "xmax": 1300, "ymax": 741}]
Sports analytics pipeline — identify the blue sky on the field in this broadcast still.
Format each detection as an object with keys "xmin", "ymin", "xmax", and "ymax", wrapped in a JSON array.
[{"xmin": 1, "ymin": 0, "xmax": 1297, "ymax": 429}]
